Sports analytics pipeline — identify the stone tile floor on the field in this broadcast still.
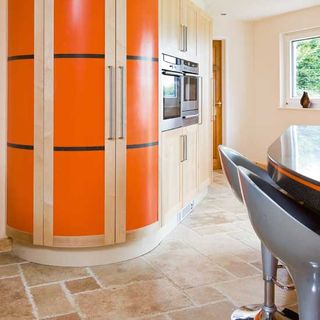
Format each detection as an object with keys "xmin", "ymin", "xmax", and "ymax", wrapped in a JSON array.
[{"xmin": 0, "ymin": 171, "xmax": 297, "ymax": 320}]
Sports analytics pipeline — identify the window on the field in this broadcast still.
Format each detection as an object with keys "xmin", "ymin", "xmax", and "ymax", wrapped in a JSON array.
[{"xmin": 282, "ymin": 28, "xmax": 320, "ymax": 108}]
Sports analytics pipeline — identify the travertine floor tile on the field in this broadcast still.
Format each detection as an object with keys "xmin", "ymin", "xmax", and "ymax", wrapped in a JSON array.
[
  {"xmin": 215, "ymin": 276, "xmax": 264, "ymax": 306},
  {"xmin": 92, "ymin": 258, "xmax": 163, "ymax": 287},
  {"xmin": 145, "ymin": 240, "xmax": 235, "ymax": 289},
  {"xmin": 216, "ymin": 256, "xmax": 261, "ymax": 278},
  {"xmin": 0, "ymin": 276, "xmax": 34, "ymax": 320},
  {"xmin": 212, "ymin": 197, "xmax": 246, "ymax": 214},
  {"xmin": 0, "ymin": 264, "xmax": 19, "ymax": 278},
  {"xmin": 184, "ymin": 285, "xmax": 226, "ymax": 305},
  {"xmin": 46, "ymin": 313, "xmax": 81, "ymax": 320},
  {"xmin": 139, "ymin": 315, "xmax": 171, "ymax": 320},
  {"xmin": 186, "ymin": 233, "xmax": 258, "ymax": 261},
  {"xmin": 76, "ymin": 279, "xmax": 192, "ymax": 319},
  {"xmin": 168, "ymin": 301, "xmax": 235, "ymax": 320},
  {"xmin": 0, "ymin": 252, "xmax": 24, "ymax": 266},
  {"xmin": 65, "ymin": 276, "xmax": 100, "ymax": 294},
  {"xmin": 21, "ymin": 263, "xmax": 87, "ymax": 286},
  {"xmin": 31, "ymin": 284, "xmax": 74, "ymax": 318},
  {"xmin": 193, "ymin": 222, "xmax": 240, "ymax": 236}
]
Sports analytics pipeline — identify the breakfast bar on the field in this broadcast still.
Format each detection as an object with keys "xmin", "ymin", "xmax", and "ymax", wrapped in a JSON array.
[{"xmin": 268, "ymin": 125, "xmax": 320, "ymax": 212}]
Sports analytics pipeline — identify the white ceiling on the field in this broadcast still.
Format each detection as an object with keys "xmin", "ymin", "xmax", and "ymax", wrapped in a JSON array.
[{"xmin": 193, "ymin": 0, "xmax": 320, "ymax": 21}]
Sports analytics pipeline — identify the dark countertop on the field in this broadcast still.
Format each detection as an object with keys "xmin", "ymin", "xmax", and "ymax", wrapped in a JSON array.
[{"xmin": 268, "ymin": 125, "xmax": 320, "ymax": 187}]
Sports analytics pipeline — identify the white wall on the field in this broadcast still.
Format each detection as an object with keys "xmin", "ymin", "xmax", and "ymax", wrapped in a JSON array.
[
  {"xmin": 214, "ymin": 6, "xmax": 320, "ymax": 164},
  {"xmin": 253, "ymin": 6, "xmax": 320, "ymax": 163},
  {"xmin": 213, "ymin": 16, "xmax": 256, "ymax": 159},
  {"xmin": 0, "ymin": 0, "xmax": 7, "ymax": 239}
]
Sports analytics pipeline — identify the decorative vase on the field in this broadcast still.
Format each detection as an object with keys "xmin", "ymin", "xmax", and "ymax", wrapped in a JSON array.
[{"xmin": 300, "ymin": 91, "xmax": 311, "ymax": 108}]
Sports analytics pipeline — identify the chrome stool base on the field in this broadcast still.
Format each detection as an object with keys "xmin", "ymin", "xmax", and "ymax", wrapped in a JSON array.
[{"xmin": 231, "ymin": 305, "xmax": 298, "ymax": 320}]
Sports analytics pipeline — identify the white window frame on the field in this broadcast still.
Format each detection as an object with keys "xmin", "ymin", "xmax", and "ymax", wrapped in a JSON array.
[{"xmin": 282, "ymin": 27, "xmax": 320, "ymax": 108}]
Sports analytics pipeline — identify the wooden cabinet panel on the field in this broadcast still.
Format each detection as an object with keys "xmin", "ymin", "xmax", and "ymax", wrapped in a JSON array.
[
  {"xmin": 182, "ymin": 124, "xmax": 198, "ymax": 204},
  {"xmin": 160, "ymin": 0, "xmax": 181, "ymax": 56},
  {"xmin": 183, "ymin": 0, "xmax": 197, "ymax": 61},
  {"xmin": 161, "ymin": 128, "xmax": 183, "ymax": 219},
  {"xmin": 197, "ymin": 11, "xmax": 212, "ymax": 189}
]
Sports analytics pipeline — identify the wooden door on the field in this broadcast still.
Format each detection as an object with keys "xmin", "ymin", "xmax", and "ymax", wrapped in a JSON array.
[
  {"xmin": 213, "ymin": 40, "xmax": 223, "ymax": 170},
  {"xmin": 161, "ymin": 128, "xmax": 183, "ymax": 220},
  {"xmin": 182, "ymin": 124, "xmax": 198, "ymax": 205},
  {"xmin": 160, "ymin": 0, "xmax": 181, "ymax": 56}
]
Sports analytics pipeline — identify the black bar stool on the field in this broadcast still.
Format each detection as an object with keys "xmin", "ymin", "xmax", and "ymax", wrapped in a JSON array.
[
  {"xmin": 219, "ymin": 146, "xmax": 294, "ymax": 320},
  {"xmin": 238, "ymin": 167, "xmax": 320, "ymax": 320}
]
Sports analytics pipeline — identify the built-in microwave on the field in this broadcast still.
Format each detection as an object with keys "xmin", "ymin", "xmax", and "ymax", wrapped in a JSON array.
[{"xmin": 161, "ymin": 54, "xmax": 200, "ymax": 131}]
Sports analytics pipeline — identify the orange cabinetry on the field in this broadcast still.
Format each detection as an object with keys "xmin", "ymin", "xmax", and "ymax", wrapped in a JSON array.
[{"xmin": 7, "ymin": 0, "xmax": 159, "ymax": 248}]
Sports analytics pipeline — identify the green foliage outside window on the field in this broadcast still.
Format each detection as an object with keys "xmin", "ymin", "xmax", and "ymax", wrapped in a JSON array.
[{"xmin": 294, "ymin": 37, "xmax": 320, "ymax": 97}]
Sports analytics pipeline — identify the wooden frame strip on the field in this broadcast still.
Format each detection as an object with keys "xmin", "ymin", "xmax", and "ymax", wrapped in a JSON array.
[
  {"xmin": 0, "ymin": 0, "xmax": 8, "ymax": 240},
  {"xmin": 104, "ymin": 0, "xmax": 116, "ymax": 245},
  {"xmin": 115, "ymin": 0, "xmax": 127, "ymax": 244},
  {"xmin": 33, "ymin": 0, "xmax": 45, "ymax": 245},
  {"xmin": 43, "ymin": 0, "xmax": 54, "ymax": 246}
]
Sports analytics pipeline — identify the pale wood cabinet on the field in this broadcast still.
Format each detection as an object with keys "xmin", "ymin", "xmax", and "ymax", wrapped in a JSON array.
[
  {"xmin": 161, "ymin": 128, "xmax": 183, "ymax": 219},
  {"xmin": 160, "ymin": 4, "xmax": 212, "ymax": 221},
  {"xmin": 160, "ymin": 0, "xmax": 198, "ymax": 60},
  {"xmin": 182, "ymin": 124, "xmax": 198, "ymax": 204},
  {"xmin": 197, "ymin": 10, "xmax": 213, "ymax": 190},
  {"xmin": 161, "ymin": 124, "xmax": 198, "ymax": 219},
  {"xmin": 180, "ymin": 0, "xmax": 198, "ymax": 60},
  {"xmin": 160, "ymin": 0, "xmax": 182, "ymax": 57}
]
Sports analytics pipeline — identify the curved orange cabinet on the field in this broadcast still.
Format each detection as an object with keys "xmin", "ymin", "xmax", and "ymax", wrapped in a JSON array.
[{"xmin": 7, "ymin": 0, "xmax": 159, "ymax": 258}]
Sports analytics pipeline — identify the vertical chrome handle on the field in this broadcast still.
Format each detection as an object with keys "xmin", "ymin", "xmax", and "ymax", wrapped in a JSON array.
[
  {"xmin": 199, "ymin": 76, "xmax": 203, "ymax": 124},
  {"xmin": 184, "ymin": 26, "xmax": 188, "ymax": 52},
  {"xmin": 184, "ymin": 135, "xmax": 188, "ymax": 161},
  {"xmin": 108, "ymin": 66, "xmax": 114, "ymax": 140},
  {"xmin": 180, "ymin": 135, "xmax": 184, "ymax": 162},
  {"xmin": 118, "ymin": 66, "xmax": 125, "ymax": 139},
  {"xmin": 180, "ymin": 24, "xmax": 185, "ymax": 52}
]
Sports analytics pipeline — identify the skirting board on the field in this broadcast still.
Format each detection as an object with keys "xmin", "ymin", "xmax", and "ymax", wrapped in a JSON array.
[{"xmin": 12, "ymin": 186, "xmax": 208, "ymax": 267}]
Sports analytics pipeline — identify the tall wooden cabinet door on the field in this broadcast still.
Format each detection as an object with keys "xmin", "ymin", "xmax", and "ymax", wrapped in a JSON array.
[
  {"xmin": 160, "ymin": 0, "xmax": 181, "ymax": 56},
  {"xmin": 197, "ymin": 12, "xmax": 212, "ymax": 190},
  {"xmin": 184, "ymin": 0, "xmax": 198, "ymax": 61},
  {"xmin": 161, "ymin": 128, "xmax": 183, "ymax": 220},
  {"xmin": 182, "ymin": 124, "xmax": 198, "ymax": 205}
]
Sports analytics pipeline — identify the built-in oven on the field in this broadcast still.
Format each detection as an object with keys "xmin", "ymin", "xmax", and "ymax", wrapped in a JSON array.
[
  {"xmin": 181, "ymin": 60, "xmax": 200, "ymax": 126},
  {"xmin": 161, "ymin": 54, "xmax": 183, "ymax": 131}
]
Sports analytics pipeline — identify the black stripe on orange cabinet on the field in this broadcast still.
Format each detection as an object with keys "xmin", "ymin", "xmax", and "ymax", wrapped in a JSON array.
[{"xmin": 126, "ymin": 0, "xmax": 159, "ymax": 230}]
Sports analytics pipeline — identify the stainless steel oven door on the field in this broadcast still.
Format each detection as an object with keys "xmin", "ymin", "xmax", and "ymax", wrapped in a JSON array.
[
  {"xmin": 182, "ymin": 74, "xmax": 199, "ymax": 112},
  {"xmin": 162, "ymin": 71, "xmax": 183, "ymax": 131}
]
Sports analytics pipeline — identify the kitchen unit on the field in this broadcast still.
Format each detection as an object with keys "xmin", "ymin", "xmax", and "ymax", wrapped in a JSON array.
[
  {"xmin": 6, "ymin": 0, "xmax": 212, "ymax": 266},
  {"xmin": 160, "ymin": 2, "xmax": 213, "ymax": 221}
]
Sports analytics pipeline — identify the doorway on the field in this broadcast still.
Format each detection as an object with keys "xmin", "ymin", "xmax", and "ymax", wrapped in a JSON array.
[{"xmin": 212, "ymin": 40, "xmax": 223, "ymax": 170}]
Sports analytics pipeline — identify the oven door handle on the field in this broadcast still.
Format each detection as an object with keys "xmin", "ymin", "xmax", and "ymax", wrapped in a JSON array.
[
  {"xmin": 183, "ymin": 114, "xmax": 199, "ymax": 119},
  {"xmin": 162, "ymin": 71, "xmax": 183, "ymax": 77}
]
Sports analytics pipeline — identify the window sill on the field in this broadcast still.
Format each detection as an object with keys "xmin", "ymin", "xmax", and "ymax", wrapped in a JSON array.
[{"xmin": 278, "ymin": 106, "xmax": 320, "ymax": 111}]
